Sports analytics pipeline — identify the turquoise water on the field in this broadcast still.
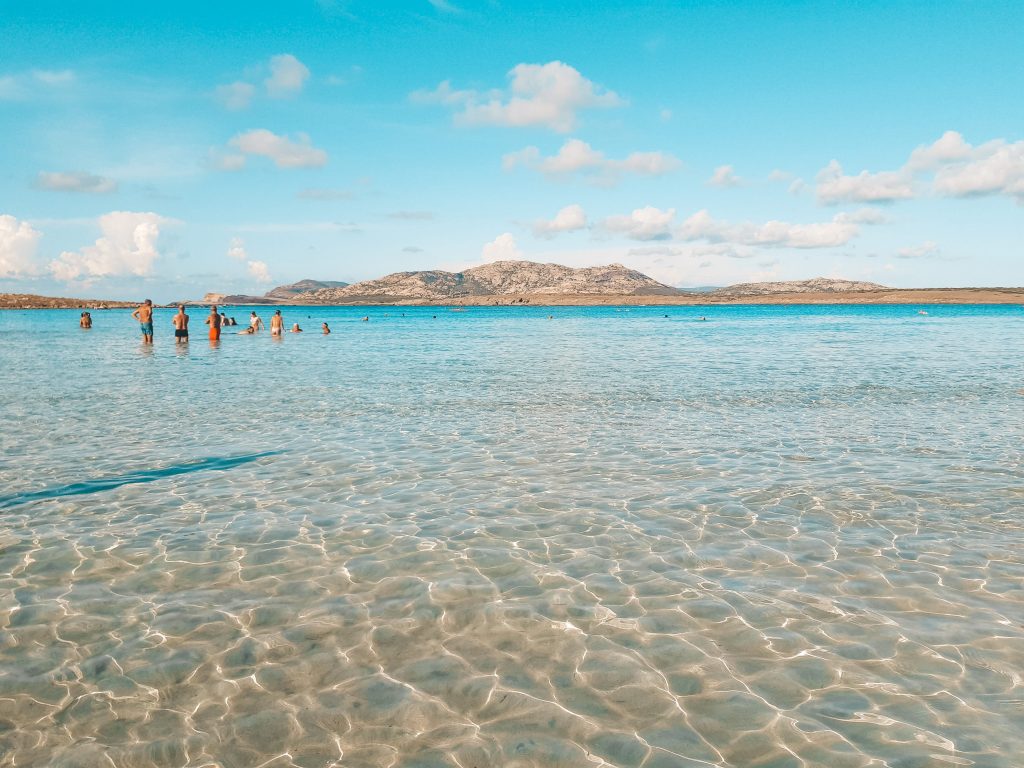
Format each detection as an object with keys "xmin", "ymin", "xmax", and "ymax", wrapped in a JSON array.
[{"xmin": 1, "ymin": 303, "xmax": 1023, "ymax": 767}]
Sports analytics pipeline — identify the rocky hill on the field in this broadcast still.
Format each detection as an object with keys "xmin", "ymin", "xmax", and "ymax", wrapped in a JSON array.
[
  {"xmin": 265, "ymin": 279, "xmax": 348, "ymax": 300},
  {"xmin": 0, "ymin": 293, "xmax": 137, "ymax": 309},
  {"xmin": 299, "ymin": 261, "xmax": 680, "ymax": 303},
  {"xmin": 712, "ymin": 277, "xmax": 886, "ymax": 297}
]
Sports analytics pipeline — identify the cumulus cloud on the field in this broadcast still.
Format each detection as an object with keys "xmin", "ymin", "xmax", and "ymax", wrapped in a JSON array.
[
  {"xmin": 504, "ymin": 138, "xmax": 678, "ymax": 184},
  {"xmin": 601, "ymin": 206, "xmax": 676, "ymax": 241},
  {"xmin": 0, "ymin": 214, "xmax": 42, "ymax": 277},
  {"xmin": 533, "ymin": 204, "xmax": 587, "ymax": 238},
  {"xmin": 227, "ymin": 236, "xmax": 272, "ymax": 282},
  {"xmin": 816, "ymin": 131, "xmax": 1024, "ymax": 205},
  {"xmin": 816, "ymin": 160, "xmax": 914, "ymax": 205},
  {"xmin": 227, "ymin": 236, "xmax": 247, "ymax": 261},
  {"xmin": 247, "ymin": 260, "xmax": 272, "ymax": 282},
  {"xmin": 50, "ymin": 211, "xmax": 167, "ymax": 281},
  {"xmin": 215, "ymin": 81, "xmax": 256, "ymax": 110},
  {"xmin": 226, "ymin": 129, "xmax": 328, "ymax": 169},
  {"xmin": 413, "ymin": 61, "xmax": 622, "ymax": 132},
  {"xmin": 928, "ymin": 136, "xmax": 1024, "ymax": 200},
  {"xmin": 265, "ymin": 54, "xmax": 310, "ymax": 97},
  {"xmin": 707, "ymin": 165, "xmax": 742, "ymax": 188},
  {"xmin": 677, "ymin": 209, "xmax": 865, "ymax": 249},
  {"xmin": 482, "ymin": 233, "xmax": 524, "ymax": 262},
  {"xmin": 36, "ymin": 171, "xmax": 117, "ymax": 194}
]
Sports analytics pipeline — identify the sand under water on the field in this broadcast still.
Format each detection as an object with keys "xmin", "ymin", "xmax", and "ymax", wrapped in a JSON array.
[{"xmin": 1, "ymin": 304, "xmax": 1022, "ymax": 767}]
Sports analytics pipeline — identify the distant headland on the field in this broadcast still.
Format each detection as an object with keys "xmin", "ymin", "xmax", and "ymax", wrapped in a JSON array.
[{"xmin": 3, "ymin": 261, "xmax": 1024, "ymax": 308}]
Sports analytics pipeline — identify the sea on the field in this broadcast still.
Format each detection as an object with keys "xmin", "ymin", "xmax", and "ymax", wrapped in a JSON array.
[{"xmin": 1, "ymin": 303, "xmax": 1022, "ymax": 768}]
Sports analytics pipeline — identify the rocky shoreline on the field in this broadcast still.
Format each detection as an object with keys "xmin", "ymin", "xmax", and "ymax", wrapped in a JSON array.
[
  {"xmin": 5, "ymin": 287, "xmax": 1023, "ymax": 309},
  {"xmin": 0, "ymin": 294, "xmax": 137, "ymax": 310}
]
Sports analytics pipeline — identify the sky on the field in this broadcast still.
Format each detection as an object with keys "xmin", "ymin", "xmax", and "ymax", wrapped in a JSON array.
[{"xmin": 1, "ymin": 0, "xmax": 1022, "ymax": 301}]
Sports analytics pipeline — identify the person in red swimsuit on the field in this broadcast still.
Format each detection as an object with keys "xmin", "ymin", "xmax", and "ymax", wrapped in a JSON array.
[{"xmin": 205, "ymin": 305, "xmax": 222, "ymax": 341}]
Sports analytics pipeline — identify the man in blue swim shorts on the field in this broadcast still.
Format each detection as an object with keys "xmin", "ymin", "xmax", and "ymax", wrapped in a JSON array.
[{"xmin": 131, "ymin": 299, "xmax": 155, "ymax": 344}]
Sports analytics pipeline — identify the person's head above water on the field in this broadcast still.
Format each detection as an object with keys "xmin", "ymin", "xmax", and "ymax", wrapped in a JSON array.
[{"xmin": 275, "ymin": 310, "xmax": 281, "ymax": 316}]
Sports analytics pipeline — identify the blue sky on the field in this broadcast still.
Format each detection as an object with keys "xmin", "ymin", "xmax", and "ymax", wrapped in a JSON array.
[{"xmin": 1, "ymin": 0, "xmax": 1022, "ymax": 300}]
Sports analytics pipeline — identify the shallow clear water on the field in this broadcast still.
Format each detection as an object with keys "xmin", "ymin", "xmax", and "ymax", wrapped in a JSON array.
[{"xmin": 1, "ymin": 303, "xmax": 1023, "ymax": 768}]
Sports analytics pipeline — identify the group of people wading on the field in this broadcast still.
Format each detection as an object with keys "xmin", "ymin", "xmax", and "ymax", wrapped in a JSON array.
[{"xmin": 127, "ymin": 300, "xmax": 330, "ymax": 344}]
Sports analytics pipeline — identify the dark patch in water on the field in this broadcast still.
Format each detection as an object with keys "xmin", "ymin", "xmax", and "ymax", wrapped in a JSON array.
[{"xmin": 0, "ymin": 452, "xmax": 281, "ymax": 510}]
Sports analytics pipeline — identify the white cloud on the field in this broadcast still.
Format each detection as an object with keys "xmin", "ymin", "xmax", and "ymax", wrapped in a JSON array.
[
  {"xmin": 0, "ymin": 69, "xmax": 75, "ymax": 99},
  {"xmin": 227, "ymin": 129, "xmax": 328, "ymax": 169},
  {"xmin": 816, "ymin": 131, "xmax": 1024, "ymax": 205},
  {"xmin": 215, "ymin": 81, "xmax": 256, "ymax": 110},
  {"xmin": 602, "ymin": 206, "xmax": 676, "ymax": 241},
  {"xmin": 428, "ymin": 0, "xmax": 461, "ymax": 12},
  {"xmin": 414, "ymin": 61, "xmax": 623, "ymax": 132},
  {"xmin": 504, "ymin": 138, "xmax": 679, "ymax": 184},
  {"xmin": 816, "ymin": 160, "xmax": 914, "ymax": 205},
  {"xmin": 50, "ymin": 211, "xmax": 167, "ymax": 281},
  {"xmin": 227, "ymin": 236, "xmax": 247, "ymax": 261},
  {"xmin": 533, "ymin": 204, "xmax": 587, "ymax": 238},
  {"xmin": 906, "ymin": 130, "xmax": 973, "ymax": 171},
  {"xmin": 0, "ymin": 214, "xmax": 42, "ymax": 277},
  {"xmin": 32, "ymin": 69, "xmax": 75, "ymax": 86},
  {"xmin": 247, "ymin": 260, "xmax": 272, "ymax": 283},
  {"xmin": 265, "ymin": 54, "xmax": 310, "ymax": 98},
  {"xmin": 482, "ymin": 233, "xmax": 524, "ymax": 262},
  {"xmin": 707, "ymin": 165, "xmax": 742, "ymax": 188},
  {"xmin": 929, "ymin": 138, "xmax": 1024, "ymax": 200},
  {"xmin": 678, "ymin": 209, "xmax": 862, "ymax": 249},
  {"xmin": 897, "ymin": 241, "xmax": 940, "ymax": 259},
  {"xmin": 835, "ymin": 207, "xmax": 887, "ymax": 225},
  {"xmin": 36, "ymin": 171, "xmax": 117, "ymax": 194}
]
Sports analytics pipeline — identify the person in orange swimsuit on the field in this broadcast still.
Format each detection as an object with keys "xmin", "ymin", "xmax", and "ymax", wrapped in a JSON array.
[{"xmin": 205, "ymin": 305, "xmax": 222, "ymax": 340}]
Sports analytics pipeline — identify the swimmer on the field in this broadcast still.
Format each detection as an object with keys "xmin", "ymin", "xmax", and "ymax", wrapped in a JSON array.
[
  {"xmin": 361, "ymin": 316, "xmax": 369, "ymax": 322},
  {"xmin": 238, "ymin": 326, "xmax": 256, "ymax": 335},
  {"xmin": 205, "ymin": 305, "xmax": 222, "ymax": 341},
  {"xmin": 172, "ymin": 304, "xmax": 190, "ymax": 344},
  {"xmin": 249, "ymin": 311, "xmax": 264, "ymax": 331},
  {"xmin": 131, "ymin": 299, "xmax": 154, "ymax": 343},
  {"xmin": 270, "ymin": 309, "xmax": 284, "ymax": 336},
  {"xmin": 918, "ymin": 309, "xmax": 929, "ymax": 315},
  {"xmin": 322, "ymin": 322, "xmax": 330, "ymax": 334},
  {"xmin": 291, "ymin": 323, "xmax": 303, "ymax": 333},
  {"xmin": 79, "ymin": 311, "xmax": 92, "ymax": 329}
]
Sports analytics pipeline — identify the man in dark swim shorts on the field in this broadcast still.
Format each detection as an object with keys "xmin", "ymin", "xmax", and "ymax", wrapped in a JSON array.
[{"xmin": 172, "ymin": 305, "xmax": 190, "ymax": 344}]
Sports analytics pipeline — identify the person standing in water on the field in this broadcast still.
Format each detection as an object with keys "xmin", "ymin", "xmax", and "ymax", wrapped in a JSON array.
[
  {"xmin": 205, "ymin": 305, "xmax": 222, "ymax": 341},
  {"xmin": 270, "ymin": 309, "xmax": 284, "ymax": 337},
  {"xmin": 79, "ymin": 312, "xmax": 92, "ymax": 329},
  {"xmin": 172, "ymin": 305, "xmax": 190, "ymax": 344},
  {"xmin": 249, "ymin": 311, "xmax": 264, "ymax": 331},
  {"xmin": 131, "ymin": 299, "xmax": 154, "ymax": 343},
  {"xmin": 322, "ymin": 322, "xmax": 330, "ymax": 335}
]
